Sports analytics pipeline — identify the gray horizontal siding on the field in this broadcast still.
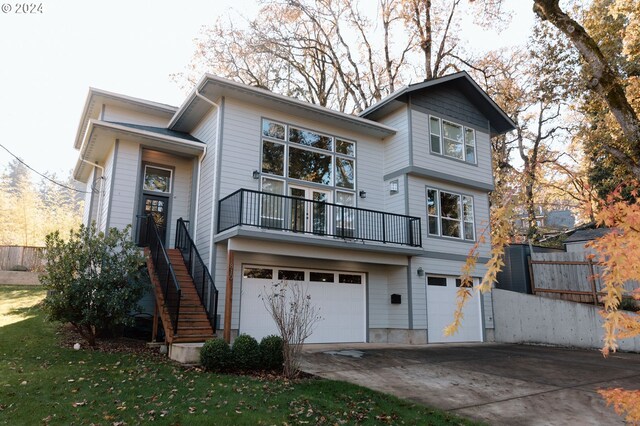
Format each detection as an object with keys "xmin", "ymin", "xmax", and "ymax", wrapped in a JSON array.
[
  {"xmin": 108, "ymin": 140, "xmax": 140, "ymax": 232},
  {"xmin": 378, "ymin": 106, "xmax": 409, "ymax": 176},
  {"xmin": 100, "ymin": 144, "xmax": 115, "ymax": 233},
  {"xmin": 191, "ymin": 107, "xmax": 219, "ymax": 269},
  {"xmin": 102, "ymin": 105, "xmax": 170, "ymax": 128}
]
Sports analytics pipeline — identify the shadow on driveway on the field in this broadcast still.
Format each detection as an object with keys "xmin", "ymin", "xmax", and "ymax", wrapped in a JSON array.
[{"xmin": 300, "ymin": 342, "xmax": 640, "ymax": 425}]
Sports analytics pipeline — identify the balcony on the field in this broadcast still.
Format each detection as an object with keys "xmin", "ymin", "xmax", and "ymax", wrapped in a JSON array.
[{"xmin": 217, "ymin": 189, "xmax": 422, "ymax": 248}]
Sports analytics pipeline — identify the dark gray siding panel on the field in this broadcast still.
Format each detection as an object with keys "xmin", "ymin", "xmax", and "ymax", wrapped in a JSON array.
[{"xmin": 410, "ymin": 83, "xmax": 488, "ymax": 130}]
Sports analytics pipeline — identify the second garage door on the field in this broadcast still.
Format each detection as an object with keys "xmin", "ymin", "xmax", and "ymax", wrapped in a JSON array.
[
  {"xmin": 240, "ymin": 266, "xmax": 366, "ymax": 343},
  {"xmin": 426, "ymin": 276, "xmax": 483, "ymax": 343}
]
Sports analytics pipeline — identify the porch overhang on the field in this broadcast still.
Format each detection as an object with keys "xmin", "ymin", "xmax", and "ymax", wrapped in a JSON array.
[
  {"xmin": 215, "ymin": 229, "xmax": 423, "ymax": 265},
  {"xmin": 73, "ymin": 120, "xmax": 205, "ymax": 182}
]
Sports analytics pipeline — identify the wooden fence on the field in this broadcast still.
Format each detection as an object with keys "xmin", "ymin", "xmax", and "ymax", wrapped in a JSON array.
[
  {"xmin": 529, "ymin": 252, "xmax": 640, "ymax": 304},
  {"xmin": 0, "ymin": 246, "xmax": 45, "ymax": 271}
]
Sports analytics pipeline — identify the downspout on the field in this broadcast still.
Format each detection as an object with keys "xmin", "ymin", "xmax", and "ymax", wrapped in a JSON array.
[
  {"xmin": 193, "ymin": 88, "xmax": 221, "ymax": 270},
  {"xmin": 78, "ymin": 127, "xmax": 105, "ymax": 229}
]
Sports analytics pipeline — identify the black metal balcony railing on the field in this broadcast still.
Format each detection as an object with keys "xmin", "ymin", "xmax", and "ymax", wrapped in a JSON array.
[
  {"xmin": 218, "ymin": 189, "xmax": 422, "ymax": 247},
  {"xmin": 137, "ymin": 215, "xmax": 181, "ymax": 334},
  {"xmin": 175, "ymin": 218, "xmax": 219, "ymax": 331}
]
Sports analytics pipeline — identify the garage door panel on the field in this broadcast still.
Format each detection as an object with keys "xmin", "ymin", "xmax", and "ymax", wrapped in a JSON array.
[
  {"xmin": 427, "ymin": 277, "xmax": 482, "ymax": 343},
  {"xmin": 240, "ymin": 267, "xmax": 365, "ymax": 344}
]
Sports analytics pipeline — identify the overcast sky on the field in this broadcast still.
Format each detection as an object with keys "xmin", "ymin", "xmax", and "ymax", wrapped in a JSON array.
[{"xmin": 0, "ymin": 0, "xmax": 536, "ymax": 180}]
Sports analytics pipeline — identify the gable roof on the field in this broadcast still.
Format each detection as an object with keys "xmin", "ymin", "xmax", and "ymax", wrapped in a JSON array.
[
  {"xmin": 359, "ymin": 71, "xmax": 516, "ymax": 135},
  {"xmin": 168, "ymin": 74, "xmax": 397, "ymax": 139},
  {"xmin": 73, "ymin": 88, "xmax": 178, "ymax": 150}
]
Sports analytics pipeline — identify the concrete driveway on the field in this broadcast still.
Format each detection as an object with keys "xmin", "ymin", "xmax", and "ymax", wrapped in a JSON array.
[{"xmin": 300, "ymin": 343, "xmax": 640, "ymax": 425}]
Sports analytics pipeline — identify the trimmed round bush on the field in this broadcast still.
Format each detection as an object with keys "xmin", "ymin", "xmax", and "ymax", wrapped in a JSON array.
[
  {"xmin": 259, "ymin": 335, "xmax": 284, "ymax": 371},
  {"xmin": 200, "ymin": 338, "xmax": 232, "ymax": 372},
  {"xmin": 232, "ymin": 334, "xmax": 260, "ymax": 371}
]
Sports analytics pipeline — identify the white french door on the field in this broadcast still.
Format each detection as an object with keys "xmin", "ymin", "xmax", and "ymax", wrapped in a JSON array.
[{"xmin": 288, "ymin": 185, "xmax": 332, "ymax": 235}]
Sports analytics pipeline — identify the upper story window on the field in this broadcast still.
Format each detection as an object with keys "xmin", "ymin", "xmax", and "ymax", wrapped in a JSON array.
[
  {"xmin": 429, "ymin": 116, "xmax": 476, "ymax": 164},
  {"xmin": 427, "ymin": 187, "xmax": 475, "ymax": 240},
  {"xmin": 143, "ymin": 166, "xmax": 172, "ymax": 193},
  {"xmin": 261, "ymin": 119, "xmax": 356, "ymax": 191}
]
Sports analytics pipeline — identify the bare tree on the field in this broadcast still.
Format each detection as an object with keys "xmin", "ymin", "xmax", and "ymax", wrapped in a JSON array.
[
  {"xmin": 261, "ymin": 281, "xmax": 322, "ymax": 378},
  {"xmin": 176, "ymin": 0, "xmax": 415, "ymax": 113},
  {"xmin": 533, "ymin": 0, "xmax": 640, "ymax": 179}
]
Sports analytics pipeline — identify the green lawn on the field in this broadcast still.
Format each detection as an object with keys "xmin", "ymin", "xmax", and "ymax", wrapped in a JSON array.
[{"xmin": 0, "ymin": 285, "xmax": 479, "ymax": 425}]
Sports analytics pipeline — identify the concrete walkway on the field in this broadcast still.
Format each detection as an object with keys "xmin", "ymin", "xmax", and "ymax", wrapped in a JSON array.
[{"xmin": 300, "ymin": 343, "xmax": 640, "ymax": 425}]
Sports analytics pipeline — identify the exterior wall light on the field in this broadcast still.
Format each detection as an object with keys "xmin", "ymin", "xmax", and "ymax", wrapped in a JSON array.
[
  {"xmin": 252, "ymin": 170, "xmax": 260, "ymax": 179},
  {"xmin": 390, "ymin": 179, "xmax": 399, "ymax": 194},
  {"xmin": 359, "ymin": 190, "xmax": 367, "ymax": 199},
  {"xmin": 417, "ymin": 267, "xmax": 424, "ymax": 277}
]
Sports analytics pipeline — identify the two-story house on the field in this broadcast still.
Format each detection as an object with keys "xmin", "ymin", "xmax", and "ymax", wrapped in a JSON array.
[{"xmin": 72, "ymin": 71, "xmax": 514, "ymax": 349}]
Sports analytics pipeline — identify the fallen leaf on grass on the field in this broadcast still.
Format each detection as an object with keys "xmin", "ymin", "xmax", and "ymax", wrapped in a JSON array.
[{"xmin": 72, "ymin": 400, "xmax": 87, "ymax": 407}]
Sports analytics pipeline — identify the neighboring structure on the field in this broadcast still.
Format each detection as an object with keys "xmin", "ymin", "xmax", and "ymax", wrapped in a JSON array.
[
  {"xmin": 72, "ymin": 71, "xmax": 515, "ymax": 346},
  {"xmin": 513, "ymin": 206, "xmax": 576, "ymax": 238},
  {"xmin": 563, "ymin": 227, "xmax": 610, "ymax": 254}
]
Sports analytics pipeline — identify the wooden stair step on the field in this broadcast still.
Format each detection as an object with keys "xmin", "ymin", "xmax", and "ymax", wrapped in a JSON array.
[
  {"xmin": 173, "ymin": 335, "xmax": 215, "ymax": 343},
  {"xmin": 178, "ymin": 329, "xmax": 214, "ymax": 336},
  {"xmin": 178, "ymin": 320, "xmax": 211, "ymax": 326}
]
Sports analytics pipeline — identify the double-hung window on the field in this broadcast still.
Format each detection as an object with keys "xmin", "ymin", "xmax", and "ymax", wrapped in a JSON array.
[
  {"xmin": 427, "ymin": 187, "xmax": 475, "ymax": 240},
  {"xmin": 429, "ymin": 116, "xmax": 476, "ymax": 164}
]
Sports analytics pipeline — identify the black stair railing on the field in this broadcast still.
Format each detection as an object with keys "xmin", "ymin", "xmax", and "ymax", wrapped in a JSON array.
[
  {"xmin": 137, "ymin": 215, "xmax": 181, "ymax": 335},
  {"xmin": 175, "ymin": 218, "xmax": 219, "ymax": 332},
  {"xmin": 217, "ymin": 189, "xmax": 422, "ymax": 247}
]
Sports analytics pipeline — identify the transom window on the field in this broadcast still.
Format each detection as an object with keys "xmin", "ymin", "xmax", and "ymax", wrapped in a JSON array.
[
  {"xmin": 427, "ymin": 187, "xmax": 475, "ymax": 240},
  {"xmin": 242, "ymin": 266, "xmax": 364, "ymax": 286},
  {"xmin": 261, "ymin": 119, "xmax": 356, "ymax": 194},
  {"xmin": 429, "ymin": 116, "xmax": 476, "ymax": 164},
  {"xmin": 143, "ymin": 166, "xmax": 172, "ymax": 193}
]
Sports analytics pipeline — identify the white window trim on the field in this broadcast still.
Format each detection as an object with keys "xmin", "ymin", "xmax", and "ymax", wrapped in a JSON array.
[
  {"xmin": 429, "ymin": 115, "xmax": 477, "ymax": 164},
  {"xmin": 426, "ymin": 187, "xmax": 475, "ymax": 241},
  {"xmin": 143, "ymin": 165, "xmax": 173, "ymax": 193}
]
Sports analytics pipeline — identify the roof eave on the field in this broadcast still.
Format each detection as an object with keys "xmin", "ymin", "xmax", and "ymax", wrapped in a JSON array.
[
  {"xmin": 360, "ymin": 72, "xmax": 516, "ymax": 135},
  {"xmin": 168, "ymin": 74, "xmax": 397, "ymax": 138},
  {"xmin": 73, "ymin": 88, "xmax": 179, "ymax": 150},
  {"xmin": 73, "ymin": 120, "xmax": 205, "ymax": 182}
]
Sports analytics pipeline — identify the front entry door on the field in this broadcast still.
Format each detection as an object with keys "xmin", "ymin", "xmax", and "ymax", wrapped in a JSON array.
[
  {"xmin": 141, "ymin": 194, "xmax": 169, "ymax": 244},
  {"xmin": 288, "ymin": 185, "xmax": 331, "ymax": 235}
]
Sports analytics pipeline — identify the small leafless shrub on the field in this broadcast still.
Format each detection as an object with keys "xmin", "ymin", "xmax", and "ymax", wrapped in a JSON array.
[{"xmin": 261, "ymin": 281, "xmax": 322, "ymax": 378}]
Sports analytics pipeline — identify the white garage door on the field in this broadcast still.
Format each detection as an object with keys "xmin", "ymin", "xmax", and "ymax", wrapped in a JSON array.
[
  {"xmin": 240, "ymin": 266, "xmax": 366, "ymax": 343},
  {"xmin": 427, "ymin": 276, "xmax": 482, "ymax": 343}
]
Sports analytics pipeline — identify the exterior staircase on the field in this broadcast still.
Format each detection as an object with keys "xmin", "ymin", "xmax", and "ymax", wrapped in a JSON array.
[{"xmin": 146, "ymin": 248, "xmax": 215, "ymax": 344}]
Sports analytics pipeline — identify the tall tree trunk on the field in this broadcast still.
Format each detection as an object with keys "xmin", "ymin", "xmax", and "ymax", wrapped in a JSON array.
[{"xmin": 533, "ymin": 0, "xmax": 640, "ymax": 179}]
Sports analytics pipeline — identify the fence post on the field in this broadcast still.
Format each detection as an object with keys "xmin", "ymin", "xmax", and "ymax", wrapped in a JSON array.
[
  {"xmin": 588, "ymin": 258, "xmax": 598, "ymax": 306},
  {"xmin": 528, "ymin": 256, "xmax": 537, "ymax": 295}
]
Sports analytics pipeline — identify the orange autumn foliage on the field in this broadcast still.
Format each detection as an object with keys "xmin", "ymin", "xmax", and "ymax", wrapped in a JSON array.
[
  {"xmin": 587, "ymin": 185, "xmax": 640, "ymax": 423},
  {"xmin": 444, "ymin": 193, "xmax": 513, "ymax": 337}
]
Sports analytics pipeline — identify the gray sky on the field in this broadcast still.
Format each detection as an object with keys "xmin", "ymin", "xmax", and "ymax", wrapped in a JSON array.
[{"xmin": 0, "ymin": 0, "xmax": 535, "ymax": 180}]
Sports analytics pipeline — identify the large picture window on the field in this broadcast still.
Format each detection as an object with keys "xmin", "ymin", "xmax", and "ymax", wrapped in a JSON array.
[
  {"xmin": 429, "ymin": 116, "xmax": 476, "ymax": 164},
  {"xmin": 260, "ymin": 119, "xmax": 356, "ymax": 198},
  {"xmin": 426, "ymin": 187, "xmax": 475, "ymax": 240}
]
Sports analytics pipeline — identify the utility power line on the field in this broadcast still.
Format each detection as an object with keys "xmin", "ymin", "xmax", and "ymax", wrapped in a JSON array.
[{"xmin": 0, "ymin": 143, "xmax": 90, "ymax": 194}]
